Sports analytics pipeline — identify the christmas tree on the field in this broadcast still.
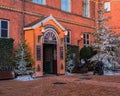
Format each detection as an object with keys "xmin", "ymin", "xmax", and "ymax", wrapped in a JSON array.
[
  {"xmin": 15, "ymin": 41, "xmax": 33, "ymax": 75},
  {"xmin": 90, "ymin": 1, "xmax": 120, "ymax": 70}
]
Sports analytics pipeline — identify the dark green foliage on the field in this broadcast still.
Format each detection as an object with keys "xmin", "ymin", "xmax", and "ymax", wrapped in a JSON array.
[
  {"xmin": 0, "ymin": 38, "xmax": 14, "ymax": 71},
  {"xmin": 80, "ymin": 46, "xmax": 96, "ymax": 59},
  {"xmin": 87, "ymin": 61, "xmax": 97, "ymax": 71},
  {"xmin": 67, "ymin": 45, "xmax": 79, "ymax": 64},
  {"xmin": 79, "ymin": 46, "xmax": 97, "ymax": 71}
]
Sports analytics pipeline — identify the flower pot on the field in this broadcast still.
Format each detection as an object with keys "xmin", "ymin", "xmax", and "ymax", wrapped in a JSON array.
[{"xmin": 0, "ymin": 71, "xmax": 15, "ymax": 80}]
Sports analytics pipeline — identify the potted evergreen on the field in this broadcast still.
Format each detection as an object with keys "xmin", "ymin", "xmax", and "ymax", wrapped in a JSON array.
[
  {"xmin": 14, "ymin": 41, "xmax": 34, "ymax": 81},
  {"xmin": 0, "ymin": 65, "xmax": 15, "ymax": 80}
]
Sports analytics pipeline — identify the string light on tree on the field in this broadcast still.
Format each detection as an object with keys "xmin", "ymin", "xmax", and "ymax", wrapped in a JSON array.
[{"xmin": 90, "ymin": 0, "xmax": 120, "ymax": 70}]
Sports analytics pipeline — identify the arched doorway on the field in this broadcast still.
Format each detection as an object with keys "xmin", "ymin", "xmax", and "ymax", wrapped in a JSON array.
[
  {"xmin": 43, "ymin": 28, "xmax": 58, "ymax": 74},
  {"xmin": 25, "ymin": 15, "xmax": 66, "ymax": 76}
]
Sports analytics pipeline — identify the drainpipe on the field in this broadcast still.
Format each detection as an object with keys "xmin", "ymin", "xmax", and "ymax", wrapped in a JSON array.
[{"xmin": 21, "ymin": 0, "xmax": 25, "ymax": 41}]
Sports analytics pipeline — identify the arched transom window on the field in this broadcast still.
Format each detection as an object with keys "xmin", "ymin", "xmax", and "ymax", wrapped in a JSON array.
[{"xmin": 43, "ymin": 28, "xmax": 57, "ymax": 44}]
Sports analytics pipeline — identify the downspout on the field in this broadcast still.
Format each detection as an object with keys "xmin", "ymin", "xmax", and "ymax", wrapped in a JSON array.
[{"xmin": 21, "ymin": 0, "xmax": 25, "ymax": 41}]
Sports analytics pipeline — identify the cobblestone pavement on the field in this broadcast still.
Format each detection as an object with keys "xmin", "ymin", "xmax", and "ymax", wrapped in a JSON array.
[{"xmin": 0, "ymin": 74, "xmax": 120, "ymax": 96}]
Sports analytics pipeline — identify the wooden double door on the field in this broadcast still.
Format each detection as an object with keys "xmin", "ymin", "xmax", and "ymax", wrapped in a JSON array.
[{"xmin": 43, "ymin": 44, "xmax": 57, "ymax": 74}]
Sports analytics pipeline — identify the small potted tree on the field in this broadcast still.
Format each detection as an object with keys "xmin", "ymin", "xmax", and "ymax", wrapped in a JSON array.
[
  {"xmin": 14, "ymin": 41, "xmax": 34, "ymax": 81},
  {"xmin": 0, "ymin": 65, "xmax": 15, "ymax": 80}
]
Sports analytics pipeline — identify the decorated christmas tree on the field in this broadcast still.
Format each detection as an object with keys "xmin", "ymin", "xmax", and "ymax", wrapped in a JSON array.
[
  {"xmin": 90, "ymin": 1, "xmax": 120, "ymax": 70},
  {"xmin": 15, "ymin": 41, "xmax": 33, "ymax": 75}
]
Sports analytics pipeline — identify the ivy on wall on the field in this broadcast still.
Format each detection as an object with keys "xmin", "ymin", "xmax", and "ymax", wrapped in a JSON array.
[{"xmin": 0, "ymin": 38, "xmax": 14, "ymax": 71}]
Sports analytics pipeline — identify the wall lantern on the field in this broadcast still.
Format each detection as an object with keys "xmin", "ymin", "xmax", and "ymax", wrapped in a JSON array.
[
  {"xmin": 40, "ymin": 22, "xmax": 45, "ymax": 35},
  {"xmin": 77, "ymin": 33, "xmax": 84, "ymax": 46},
  {"xmin": 64, "ymin": 29, "xmax": 68, "ymax": 47},
  {"xmin": 64, "ymin": 29, "xmax": 68, "ymax": 64},
  {"xmin": 38, "ymin": 23, "xmax": 45, "ymax": 43},
  {"xmin": 80, "ymin": 34, "xmax": 83, "ymax": 39},
  {"xmin": 64, "ymin": 30, "xmax": 68, "ymax": 36}
]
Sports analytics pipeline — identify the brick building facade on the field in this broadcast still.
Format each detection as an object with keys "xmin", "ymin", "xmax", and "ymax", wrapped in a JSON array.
[
  {"xmin": 0, "ymin": 0, "xmax": 99, "ymax": 76},
  {"xmin": 104, "ymin": 0, "xmax": 120, "ymax": 35}
]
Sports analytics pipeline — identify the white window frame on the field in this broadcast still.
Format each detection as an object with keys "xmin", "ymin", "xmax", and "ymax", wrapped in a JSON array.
[
  {"xmin": 104, "ymin": 2, "xmax": 110, "ymax": 12},
  {"xmin": 61, "ymin": 0, "xmax": 71, "ymax": 12},
  {"xmin": 0, "ymin": 19, "xmax": 9, "ymax": 38},
  {"xmin": 32, "ymin": 0, "xmax": 46, "ymax": 5},
  {"xmin": 83, "ymin": 33, "xmax": 90, "ymax": 46},
  {"xmin": 83, "ymin": 0, "xmax": 90, "ymax": 17}
]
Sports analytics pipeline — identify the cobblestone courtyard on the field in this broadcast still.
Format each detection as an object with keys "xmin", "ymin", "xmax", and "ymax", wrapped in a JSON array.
[{"xmin": 0, "ymin": 74, "xmax": 120, "ymax": 96}]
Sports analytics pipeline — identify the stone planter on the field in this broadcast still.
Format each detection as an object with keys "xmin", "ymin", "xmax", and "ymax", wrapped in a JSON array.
[{"xmin": 0, "ymin": 71, "xmax": 15, "ymax": 80}]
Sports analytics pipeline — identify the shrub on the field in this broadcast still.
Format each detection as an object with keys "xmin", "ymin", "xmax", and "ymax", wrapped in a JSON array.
[
  {"xmin": 67, "ymin": 45, "xmax": 79, "ymax": 64},
  {"xmin": 79, "ymin": 46, "xmax": 96, "ymax": 59},
  {"xmin": 0, "ymin": 38, "xmax": 14, "ymax": 72},
  {"xmin": 66, "ymin": 45, "xmax": 79, "ymax": 72},
  {"xmin": 79, "ymin": 46, "xmax": 97, "ymax": 71}
]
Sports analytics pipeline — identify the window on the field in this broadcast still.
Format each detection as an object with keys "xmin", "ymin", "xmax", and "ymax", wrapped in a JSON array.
[
  {"xmin": 104, "ymin": 2, "xmax": 110, "ymax": 12},
  {"xmin": 36, "ymin": 45, "xmax": 41, "ymax": 60},
  {"xmin": 38, "ymin": 35, "xmax": 41, "ymax": 43},
  {"xmin": 64, "ymin": 30, "xmax": 71, "ymax": 44},
  {"xmin": 82, "ymin": 0, "xmax": 90, "ymax": 17},
  {"xmin": 32, "ymin": 0, "xmax": 46, "ymax": 5},
  {"xmin": 0, "ymin": 20, "xmax": 9, "ymax": 38},
  {"xmin": 66, "ymin": 30, "xmax": 71, "ymax": 44},
  {"xmin": 44, "ymin": 31, "xmax": 57, "ymax": 44},
  {"xmin": 61, "ymin": 0, "xmax": 71, "ymax": 12},
  {"xmin": 60, "ymin": 47, "xmax": 64, "ymax": 60},
  {"xmin": 83, "ymin": 33, "xmax": 90, "ymax": 46}
]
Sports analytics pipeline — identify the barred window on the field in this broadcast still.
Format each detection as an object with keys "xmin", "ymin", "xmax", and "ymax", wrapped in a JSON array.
[{"xmin": 36, "ymin": 45, "xmax": 41, "ymax": 60}]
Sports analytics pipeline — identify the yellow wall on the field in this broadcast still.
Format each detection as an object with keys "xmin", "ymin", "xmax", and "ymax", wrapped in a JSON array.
[{"xmin": 25, "ymin": 19, "xmax": 66, "ymax": 76}]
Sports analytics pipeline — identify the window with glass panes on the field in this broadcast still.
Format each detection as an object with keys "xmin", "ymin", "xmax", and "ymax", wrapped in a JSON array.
[
  {"xmin": 104, "ymin": 2, "xmax": 110, "ymax": 12},
  {"xmin": 83, "ymin": 33, "xmax": 89, "ymax": 46},
  {"xmin": 82, "ymin": 0, "xmax": 90, "ymax": 17},
  {"xmin": 32, "ymin": 0, "xmax": 46, "ymax": 5},
  {"xmin": 66, "ymin": 30, "xmax": 71, "ymax": 44},
  {"xmin": 0, "ymin": 20, "xmax": 8, "ymax": 38},
  {"xmin": 61, "ymin": 0, "xmax": 71, "ymax": 12}
]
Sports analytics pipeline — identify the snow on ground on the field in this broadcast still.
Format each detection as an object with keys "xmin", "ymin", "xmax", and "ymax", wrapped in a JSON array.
[
  {"xmin": 65, "ymin": 72, "xmax": 74, "ymax": 76},
  {"xmin": 88, "ymin": 71, "xmax": 120, "ymax": 76},
  {"xmin": 104, "ymin": 71, "xmax": 120, "ymax": 76},
  {"xmin": 15, "ymin": 75, "xmax": 34, "ymax": 81},
  {"xmin": 14, "ymin": 71, "xmax": 120, "ymax": 81}
]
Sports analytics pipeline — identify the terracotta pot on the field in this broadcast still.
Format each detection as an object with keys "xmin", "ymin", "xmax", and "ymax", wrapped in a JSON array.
[{"xmin": 0, "ymin": 71, "xmax": 15, "ymax": 80}]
